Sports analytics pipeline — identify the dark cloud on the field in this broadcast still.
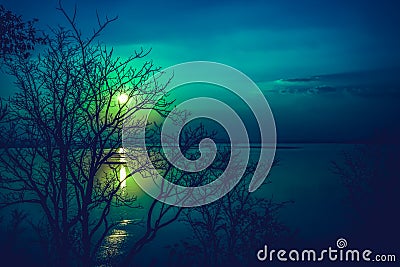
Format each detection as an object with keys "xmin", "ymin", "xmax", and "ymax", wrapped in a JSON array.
[
  {"xmin": 269, "ymin": 67, "xmax": 400, "ymax": 97},
  {"xmin": 281, "ymin": 77, "xmax": 320, "ymax": 83}
]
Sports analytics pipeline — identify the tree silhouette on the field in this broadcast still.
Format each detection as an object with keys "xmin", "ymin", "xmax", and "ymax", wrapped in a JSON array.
[
  {"xmin": 0, "ymin": 209, "xmax": 29, "ymax": 265},
  {"xmin": 170, "ymin": 158, "xmax": 291, "ymax": 267},
  {"xmin": 331, "ymin": 142, "xmax": 400, "ymax": 248},
  {"xmin": 0, "ymin": 3, "xmax": 168, "ymax": 265},
  {"xmin": 132, "ymin": 120, "xmax": 292, "ymax": 267},
  {"xmin": 0, "ymin": 4, "xmax": 46, "ymax": 61},
  {"xmin": 0, "ymin": 4, "xmax": 293, "ymax": 267}
]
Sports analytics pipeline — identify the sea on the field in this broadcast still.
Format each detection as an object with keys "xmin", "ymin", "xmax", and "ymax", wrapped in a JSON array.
[{"xmin": 0, "ymin": 143, "xmax": 384, "ymax": 265}]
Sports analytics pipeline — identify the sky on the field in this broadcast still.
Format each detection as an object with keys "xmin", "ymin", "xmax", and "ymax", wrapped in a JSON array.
[{"xmin": 1, "ymin": 0, "xmax": 400, "ymax": 143}]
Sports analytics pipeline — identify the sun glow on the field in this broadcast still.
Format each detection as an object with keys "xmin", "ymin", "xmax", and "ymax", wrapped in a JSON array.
[{"xmin": 118, "ymin": 93, "xmax": 129, "ymax": 104}]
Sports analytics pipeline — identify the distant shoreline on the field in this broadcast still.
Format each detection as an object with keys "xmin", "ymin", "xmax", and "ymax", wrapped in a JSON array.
[{"xmin": 2, "ymin": 141, "xmax": 399, "ymax": 150}]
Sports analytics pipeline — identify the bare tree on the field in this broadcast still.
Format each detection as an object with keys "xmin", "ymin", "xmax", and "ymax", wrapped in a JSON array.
[
  {"xmin": 0, "ymin": 2, "xmax": 168, "ymax": 265},
  {"xmin": 0, "ymin": 209, "xmax": 28, "ymax": 264},
  {"xmin": 171, "ymin": 158, "xmax": 291, "ymax": 267},
  {"xmin": 331, "ymin": 142, "xmax": 400, "ymax": 248},
  {"xmin": 0, "ymin": 4, "xmax": 293, "ymax": 267}
]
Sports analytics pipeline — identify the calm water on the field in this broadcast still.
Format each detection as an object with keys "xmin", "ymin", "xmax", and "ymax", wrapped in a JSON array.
[
  {"xmin": 0, "ymin": 143, "xmax": 358, "ymax": 265},
  {"xmin": 97, "ymin": 143, "xmax": 355, "ymax": 265}
]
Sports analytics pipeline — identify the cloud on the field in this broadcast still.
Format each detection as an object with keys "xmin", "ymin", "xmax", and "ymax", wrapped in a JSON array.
[
  {"xmin": 276, "ymin": 85, "xmax": 338, "ymax": 95},
  {"xmin": 281, "ymin": 77, "xmax": 320, "ymax": 82},
  {"xmin": 263, "ymin": 67, "xmax": 400, "ymax": 98}
]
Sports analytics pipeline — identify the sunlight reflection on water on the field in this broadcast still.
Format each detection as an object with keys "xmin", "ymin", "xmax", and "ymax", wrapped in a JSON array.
[
  {"xmin": 95, "ymin": 149, "xmax": 132, "ymax": 265},
  {"xmin": 98, "ymin": 228, "xmax": 129, "ymax": 265}
]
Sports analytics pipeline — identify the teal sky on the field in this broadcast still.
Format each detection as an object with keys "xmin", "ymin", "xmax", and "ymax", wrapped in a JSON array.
[{"xmin": 1, "ymin": 0, "xmax": 400, "ymax": 142}]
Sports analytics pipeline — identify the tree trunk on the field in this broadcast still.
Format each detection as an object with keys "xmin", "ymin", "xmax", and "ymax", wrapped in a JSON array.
[{"xmin": 60, "ymin": 145, "xmax": 69, "ymax": 266}]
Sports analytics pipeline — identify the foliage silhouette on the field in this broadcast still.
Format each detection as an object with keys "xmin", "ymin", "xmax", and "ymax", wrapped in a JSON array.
[{"xmin": 0, "ymin": 4, "xmax": 46, "ymax": 61}]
